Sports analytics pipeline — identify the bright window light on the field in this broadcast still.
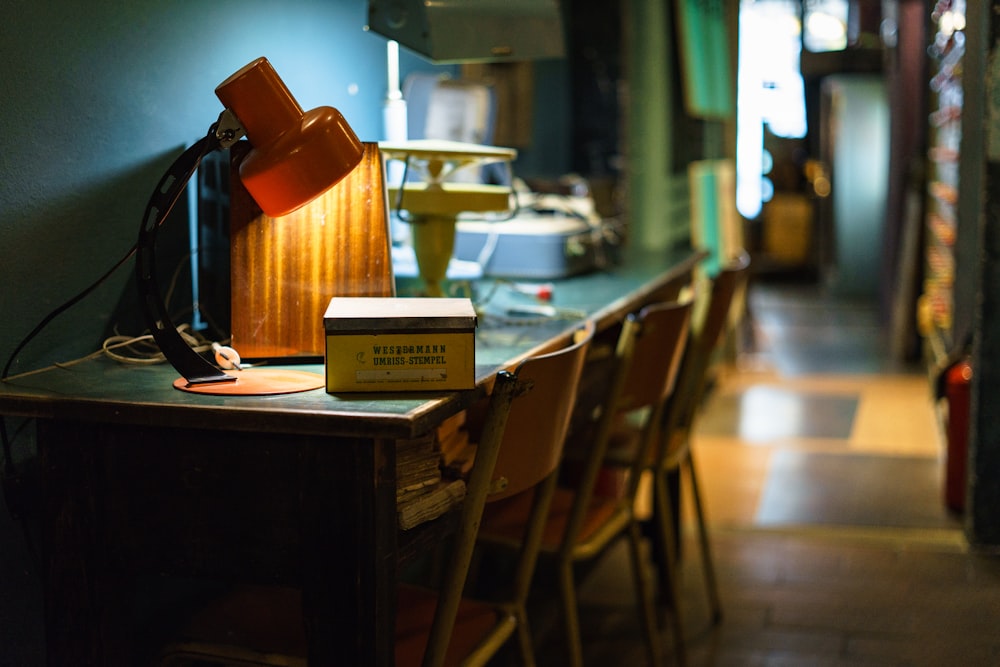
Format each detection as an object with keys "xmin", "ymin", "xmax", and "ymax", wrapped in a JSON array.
[
  {"xmin": 803, "ymin": 0, "xmax": 849, "ymax": 52},
  {"xmin": 736, "ymin": 0, "xmax": 808, "ymax": 219}
]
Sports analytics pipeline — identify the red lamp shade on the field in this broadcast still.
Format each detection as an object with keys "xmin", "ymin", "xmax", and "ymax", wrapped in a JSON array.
[{"xmin": 215, "ymin": 57, "xmax": 364, "ymax": 217}]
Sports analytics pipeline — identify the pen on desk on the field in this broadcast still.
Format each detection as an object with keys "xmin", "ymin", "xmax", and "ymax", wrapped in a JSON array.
[
  {"xmin": 510, "ymin": 282, "xmax": 555, "ymax": 301},
  {"xmin": 505, "ymin": 304, "xmax": 558, "ymax": 318}
]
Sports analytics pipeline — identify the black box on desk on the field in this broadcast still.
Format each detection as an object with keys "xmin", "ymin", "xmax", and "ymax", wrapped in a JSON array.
[{"xmin": 324, "ymin": 297, "xmax": 477, "ymax": 392}]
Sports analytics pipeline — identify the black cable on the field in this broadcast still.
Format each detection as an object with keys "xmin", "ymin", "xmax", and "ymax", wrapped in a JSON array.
[
  {"xmin": 1, "ymin": 239, "xmax": 136, "ymax": 542},
  {"xmin": 2, "ymin": 243, "xmax": 137, "ymax": 382},
  {"xmin": 2, "ymin": 239, "xmax": 136, "ymax": 485}
]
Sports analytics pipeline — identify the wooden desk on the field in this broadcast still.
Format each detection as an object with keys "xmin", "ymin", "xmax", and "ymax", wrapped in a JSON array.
[{"xmin": 0, "ymin": 248, "xmax": 700, "ymax": 666}]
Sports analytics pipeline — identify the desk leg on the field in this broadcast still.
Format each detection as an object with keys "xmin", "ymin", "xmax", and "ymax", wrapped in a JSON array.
[{"xmin": 299, "ymin": 436, "xmax": 397, "ymax": 666}]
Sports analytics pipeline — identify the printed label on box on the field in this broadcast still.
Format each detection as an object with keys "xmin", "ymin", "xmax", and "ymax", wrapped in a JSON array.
[{"xmin": 326, "ymin": 332, "xmax": 474, "ymax": 391}]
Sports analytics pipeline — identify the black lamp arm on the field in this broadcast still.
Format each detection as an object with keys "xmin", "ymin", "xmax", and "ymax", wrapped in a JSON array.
[{"xmin": 136, "ymin": 114, "xmax": 243, "ymax": 386}]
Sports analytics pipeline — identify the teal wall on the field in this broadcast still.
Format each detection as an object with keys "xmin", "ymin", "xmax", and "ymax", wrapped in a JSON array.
[
  {"xmin": 0, "ymin": 0, "xmax": 569, "ymax": 376},
  {"xmin": 626, "ymin": 0, "xmax": 688, "ymax": 252}
]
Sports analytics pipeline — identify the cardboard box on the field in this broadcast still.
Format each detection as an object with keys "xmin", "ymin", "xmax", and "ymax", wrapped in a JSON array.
[{"xmin": 324, "ymin": 297, "xmax": 477, "ymax": 392}]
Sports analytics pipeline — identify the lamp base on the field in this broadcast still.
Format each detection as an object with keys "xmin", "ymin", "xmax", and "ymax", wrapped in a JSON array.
[{"xmin": 172, "ymin": 368, "xmax": 325, "ymax": 396}]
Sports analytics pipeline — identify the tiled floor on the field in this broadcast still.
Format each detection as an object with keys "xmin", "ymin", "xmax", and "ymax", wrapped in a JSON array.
[{"xmin": 523, "ymin": 280, "xmax": 1000, "ymax": 666}]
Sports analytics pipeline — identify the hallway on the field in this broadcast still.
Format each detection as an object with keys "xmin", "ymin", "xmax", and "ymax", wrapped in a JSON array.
[{"xmin": 531, "ymin": 280, "xmax": 1000, "ymax": 666}]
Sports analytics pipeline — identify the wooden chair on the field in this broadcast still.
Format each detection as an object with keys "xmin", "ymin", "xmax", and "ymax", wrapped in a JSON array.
[
  {"xmin": 476, "ymin": 299, "xmax": 693, "ymax": 667},
  {"xmin": 654, "ymin": 251, "xmax": 750, "ymax": 622},
  {"xmin": 395, "ymin": 320, "xmax": 595, "ymax": 667},
  {"xmin": 156, "ymin": 321, "xmax": 595, "ymax": 667},
  {"xmin": 609, "ymin": 251, "xmax": 751, "ymax": 654}
]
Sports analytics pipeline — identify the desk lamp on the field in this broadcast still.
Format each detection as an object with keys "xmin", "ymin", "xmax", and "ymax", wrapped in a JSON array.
[
  {"xmin": 380, "ymin": 140, "xmax": 517, "ymax": 296},
  {"xmin": 137, "ymin": 57, "xmax": 364, "ymax": 394}
]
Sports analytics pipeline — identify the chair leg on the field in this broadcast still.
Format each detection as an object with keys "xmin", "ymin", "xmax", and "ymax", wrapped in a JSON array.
[
  {"xmin": 558, "ymin": 560, "xmax": 585, "ymax": 667},
  {"xmin": 653, "ymin": 472, "xmax": 687, "ymax": 667},
  {"xmin": 510, "ymin": 473, "xmax": 558, "ymax": 667},
  {"xmin": 513, "ymin": 604, "xmax": 537, "ymax": 667},
  {"xmin": 626, "ymin": 519, "xmax": 665, "ymax": 667},
  {"xmin": 685, "ymin": 453, "xmax": 723, "ymax": 626}
]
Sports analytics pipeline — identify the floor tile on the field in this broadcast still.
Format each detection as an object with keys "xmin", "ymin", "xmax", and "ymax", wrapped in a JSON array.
[
  {"xmin": 754, "ymin": 450, "xmax": 959, "ymax": 529},
  {"xmin": 698, "ymin": 386, "xmax": 859, "ymax": 441}
]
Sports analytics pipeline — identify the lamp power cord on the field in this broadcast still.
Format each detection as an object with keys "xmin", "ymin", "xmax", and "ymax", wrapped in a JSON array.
[
  {"xmin": 0, "ymin": 232, "xmax": 230, "ymax": 568},
  {"xmin": 1, "ymin": 238, "xmax": 137, "ymax": 572}
]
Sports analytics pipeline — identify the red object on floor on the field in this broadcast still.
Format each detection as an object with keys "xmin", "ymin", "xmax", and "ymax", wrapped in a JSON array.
[{"xmin": 944, "ymin": 359, "xmax": 972, "ymax": 512}]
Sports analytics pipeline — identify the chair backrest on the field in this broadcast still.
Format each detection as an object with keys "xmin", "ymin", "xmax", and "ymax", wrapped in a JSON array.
[
  {"xmin": 558, "ymin": 299, "xmax": 692, "ymax": 551},
  {"xmin": 672, "ymin": 251, "xmax": 750, "ymax": 433},
  {"xmin": 488, "ymin": 321, "xmax": 596, "ymax": 502},
  {"xmin": 617, "ymin": 300, "xmax": 695, "ymax": 414},
  {"xmin": 563, "ymin": 266, "xmax": 694, "ymax": 444},
  {"xmin": 641, "ymin": 266, "xmax": 695, "ymax": 308},
  {"xmin": 602, "ymin": 300, "xmax": 693, "ymax": 497},
  {"xmin": 695, "ymin": 251, "xmax": 750, "ymax": 358}
]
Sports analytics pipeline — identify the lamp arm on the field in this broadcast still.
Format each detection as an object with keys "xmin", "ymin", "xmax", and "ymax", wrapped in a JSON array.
[{"xmin": 136, "ymin": 116, "xmax": 242, "ymax": 386}]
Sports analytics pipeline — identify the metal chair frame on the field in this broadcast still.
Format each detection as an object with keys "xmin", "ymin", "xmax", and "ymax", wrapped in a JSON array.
[
  {"xmin": 478, "ymin": 298, "xmax": 694, "ymax": 667},
  {"xmin": 640, "ymin": 252, "xmax": 752, "ymax": 657}
]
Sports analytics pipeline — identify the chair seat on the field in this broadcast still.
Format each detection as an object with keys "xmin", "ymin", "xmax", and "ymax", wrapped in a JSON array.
[
  {"xmin": 395, "ymin": 584, "xmax": 514, "ymax": 667},
  {"xmin": 480, "ymin": 486, "xmax": 621, "ymax": 553},
  {"xmin": 605, "ymin": 426, "xmax": 688, "ymax": 471}
]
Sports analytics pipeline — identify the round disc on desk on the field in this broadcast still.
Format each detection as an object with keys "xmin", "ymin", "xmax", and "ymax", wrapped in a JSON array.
[{"xmin": 173, "ymin": 368, "xmax": 325, "ymax": 395}]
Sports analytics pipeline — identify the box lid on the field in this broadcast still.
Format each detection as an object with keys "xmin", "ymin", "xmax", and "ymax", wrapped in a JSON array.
[{"xmin": 324, "ymin": 297, "xmax": 477, "ymax": 333}]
